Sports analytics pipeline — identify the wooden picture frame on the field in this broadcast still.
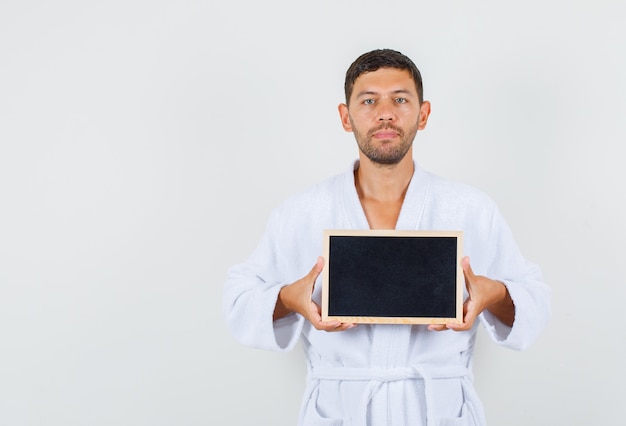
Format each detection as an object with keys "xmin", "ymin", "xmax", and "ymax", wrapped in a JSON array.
[{"xmin": 321, "ymin": 230, "xmax": 464, "ymax": 325}]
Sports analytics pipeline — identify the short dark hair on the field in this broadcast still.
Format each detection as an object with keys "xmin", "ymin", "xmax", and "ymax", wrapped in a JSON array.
[{"xmin": 344, "ymin": 49, "xmax": 424, "ymax": 105}]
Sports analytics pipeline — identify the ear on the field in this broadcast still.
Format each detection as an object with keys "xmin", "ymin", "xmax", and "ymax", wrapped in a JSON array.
[
  {"xmin": 338, "ymin": 103, "xmax": 352, "ymax": 132},
  {"xmin": 417, "ymin": 100, "xmax": 431, "ymax": 130}
]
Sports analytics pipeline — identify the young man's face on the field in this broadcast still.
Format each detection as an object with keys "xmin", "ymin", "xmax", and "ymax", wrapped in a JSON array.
[{"xmin": 339, "ymin": 67, "xmax": 430, "ymax": 166}]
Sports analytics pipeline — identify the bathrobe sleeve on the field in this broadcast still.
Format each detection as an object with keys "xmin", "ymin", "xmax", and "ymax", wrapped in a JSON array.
[
  {"xmin": 478, "ymin": 203, "xmax": 552, "ymax": 351},
  {"xmin": 222, "ymin": 206, "xmax": 306, "ymax": 352}
]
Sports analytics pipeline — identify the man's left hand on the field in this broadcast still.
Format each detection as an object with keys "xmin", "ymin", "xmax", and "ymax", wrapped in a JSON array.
[{"xmin": 428, "ymin": 256, "xmax": 515, "ymax": 332}]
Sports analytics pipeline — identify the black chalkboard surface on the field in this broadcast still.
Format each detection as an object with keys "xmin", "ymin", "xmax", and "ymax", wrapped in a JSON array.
[{"xmin": 321, "ymin": 230, "xmax": 464, "ymax": 324}]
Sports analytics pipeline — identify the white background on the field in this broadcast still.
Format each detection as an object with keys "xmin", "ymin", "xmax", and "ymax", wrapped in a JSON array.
[{"xmin": 1, "ymin": 1, "xmax": 624, "ymax": 425}]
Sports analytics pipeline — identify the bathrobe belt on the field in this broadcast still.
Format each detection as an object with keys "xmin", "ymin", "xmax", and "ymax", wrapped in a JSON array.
[{"xmin": 308, "ymin": 365, "xmax": 471, "ymax": 426}]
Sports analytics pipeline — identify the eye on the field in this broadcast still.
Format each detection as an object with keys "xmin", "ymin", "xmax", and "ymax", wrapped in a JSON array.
[
  {"xmin": 395, "ymin": 97, "xmax": 407, "ymax": 104},
  {"xmin": 363, "ymin": 99, "xmax": 375, "ymax": 105}
]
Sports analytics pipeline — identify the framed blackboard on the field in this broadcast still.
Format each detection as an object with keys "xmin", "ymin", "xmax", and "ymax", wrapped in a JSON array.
[{"xmin": 321, "ymin": 230, "xmax": 464, "ymax": 324}]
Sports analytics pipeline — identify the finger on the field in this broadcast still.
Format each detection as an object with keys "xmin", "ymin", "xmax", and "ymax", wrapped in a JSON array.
[
  {"xmin": 307, "ymin": 256, "xmax": 325, "ymax": 282},
  {"xmin": 309, "ymin": 301, "xmax": 339, "ymax": 328},
  {"xmin": 308, "ymin": 301, "xmax": 324, "ymax": 321},
  {"xmin": 304, "ymin": 257, "xmax": 325, "ymax": 298},
  {"xmin": 447, "ymin": 304, "xmax": 479, "ymax": 331},
  {"xmin": 309, "ymin": 303, "xmax": 356, "ymax": 331},
  {"xmin": 446, "ymin": 322, "xmax": 470, "ymax": 331},
  {"xmin": 314, "ymin": 320, "xmax": 342, "ymax": 330},
  {"xmin": 465, "ymin": 300, "xmax": 479, "ymax": 322},
  {"xmin": 310, "ymin": 314, "xmax": 344, "ymax": 331},
  {"xmin": 317, "ymin": 321, "xmax": 356, "ymax": 332},
  {"xmin": 461, "ymin": 256, "xmax": 476, "ymax": 283},
  {"xmin": 327, "ymin": 323, "xmax": 357, "ymax": 332},
  {"xmin": 446, "ymin": 313, "xmax": 476, "ymax": 331},
  {"xmin": 428, "ymin": 324, "xmax": 448, "ymax": 331}
]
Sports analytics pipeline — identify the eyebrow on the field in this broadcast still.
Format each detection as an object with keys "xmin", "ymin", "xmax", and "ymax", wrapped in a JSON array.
[{"xmin": 355, "ymin": 89, "xmax": 415, "ymax": 99}]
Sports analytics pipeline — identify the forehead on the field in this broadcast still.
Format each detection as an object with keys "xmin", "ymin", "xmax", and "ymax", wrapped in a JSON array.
[{"xmin": 352, "ymin": 68, "xmax": 417, "ymax": 97}]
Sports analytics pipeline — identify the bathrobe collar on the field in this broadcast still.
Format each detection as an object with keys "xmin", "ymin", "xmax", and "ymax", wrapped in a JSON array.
[{"xmin": 341, "ymin": 159, "xmax": 431, "ymax": 231}]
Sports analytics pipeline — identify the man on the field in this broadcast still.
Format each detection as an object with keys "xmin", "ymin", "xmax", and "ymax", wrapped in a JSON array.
[{"xmin": 223, "ymin": 49, "xmax": 551, "ymax": 425}]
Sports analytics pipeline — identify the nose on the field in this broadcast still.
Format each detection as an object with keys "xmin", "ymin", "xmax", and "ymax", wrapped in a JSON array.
[{"xmin": 377, "ymin": 100, "xmax": 395, "ymax": 121}]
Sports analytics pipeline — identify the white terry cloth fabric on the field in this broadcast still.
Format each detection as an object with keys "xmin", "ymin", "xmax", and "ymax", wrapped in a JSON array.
[{"xmin": 223, "ymin": 160, "xmax": 551, "ymax": 426}]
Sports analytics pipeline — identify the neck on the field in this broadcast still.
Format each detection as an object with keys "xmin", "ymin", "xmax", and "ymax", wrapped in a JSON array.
[{"xmin": 354, "ymin": 153, "xmax": 414, "ymax": 203}]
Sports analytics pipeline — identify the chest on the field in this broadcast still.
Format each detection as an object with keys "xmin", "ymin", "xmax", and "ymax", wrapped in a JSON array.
[{"xmin": 360, "ymin": 198, "xmax": 404, "ymax": 229}]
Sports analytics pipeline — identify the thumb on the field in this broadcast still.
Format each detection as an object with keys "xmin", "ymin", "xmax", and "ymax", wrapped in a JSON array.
[
  {"xmin": 461, "ymin": 256, "xmax": 476, "ymax": 289},
  {"xmin": 307, "ymin": 256, "xmax": 325, "ymax": 282}
]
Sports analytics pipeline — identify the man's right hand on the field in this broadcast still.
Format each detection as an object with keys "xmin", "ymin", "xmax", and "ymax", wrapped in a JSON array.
[{"xmin": 273, "ymin": 256, "xmax": 356, "ymax": 332}]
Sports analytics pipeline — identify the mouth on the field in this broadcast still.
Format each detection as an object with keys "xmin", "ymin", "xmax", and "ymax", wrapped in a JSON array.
[
  {"xmin": 373, "ymin": 130, "xmax": 399, "ymax": 139},
  {"xmin": 370, "ymin": 125, "xmax": 402, "ymax": 140}
]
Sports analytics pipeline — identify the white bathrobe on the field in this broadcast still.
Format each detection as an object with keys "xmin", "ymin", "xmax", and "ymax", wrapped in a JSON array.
[{"xmin": 223, "ymin": 161, "xmax": 551, "ymax": 426}]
